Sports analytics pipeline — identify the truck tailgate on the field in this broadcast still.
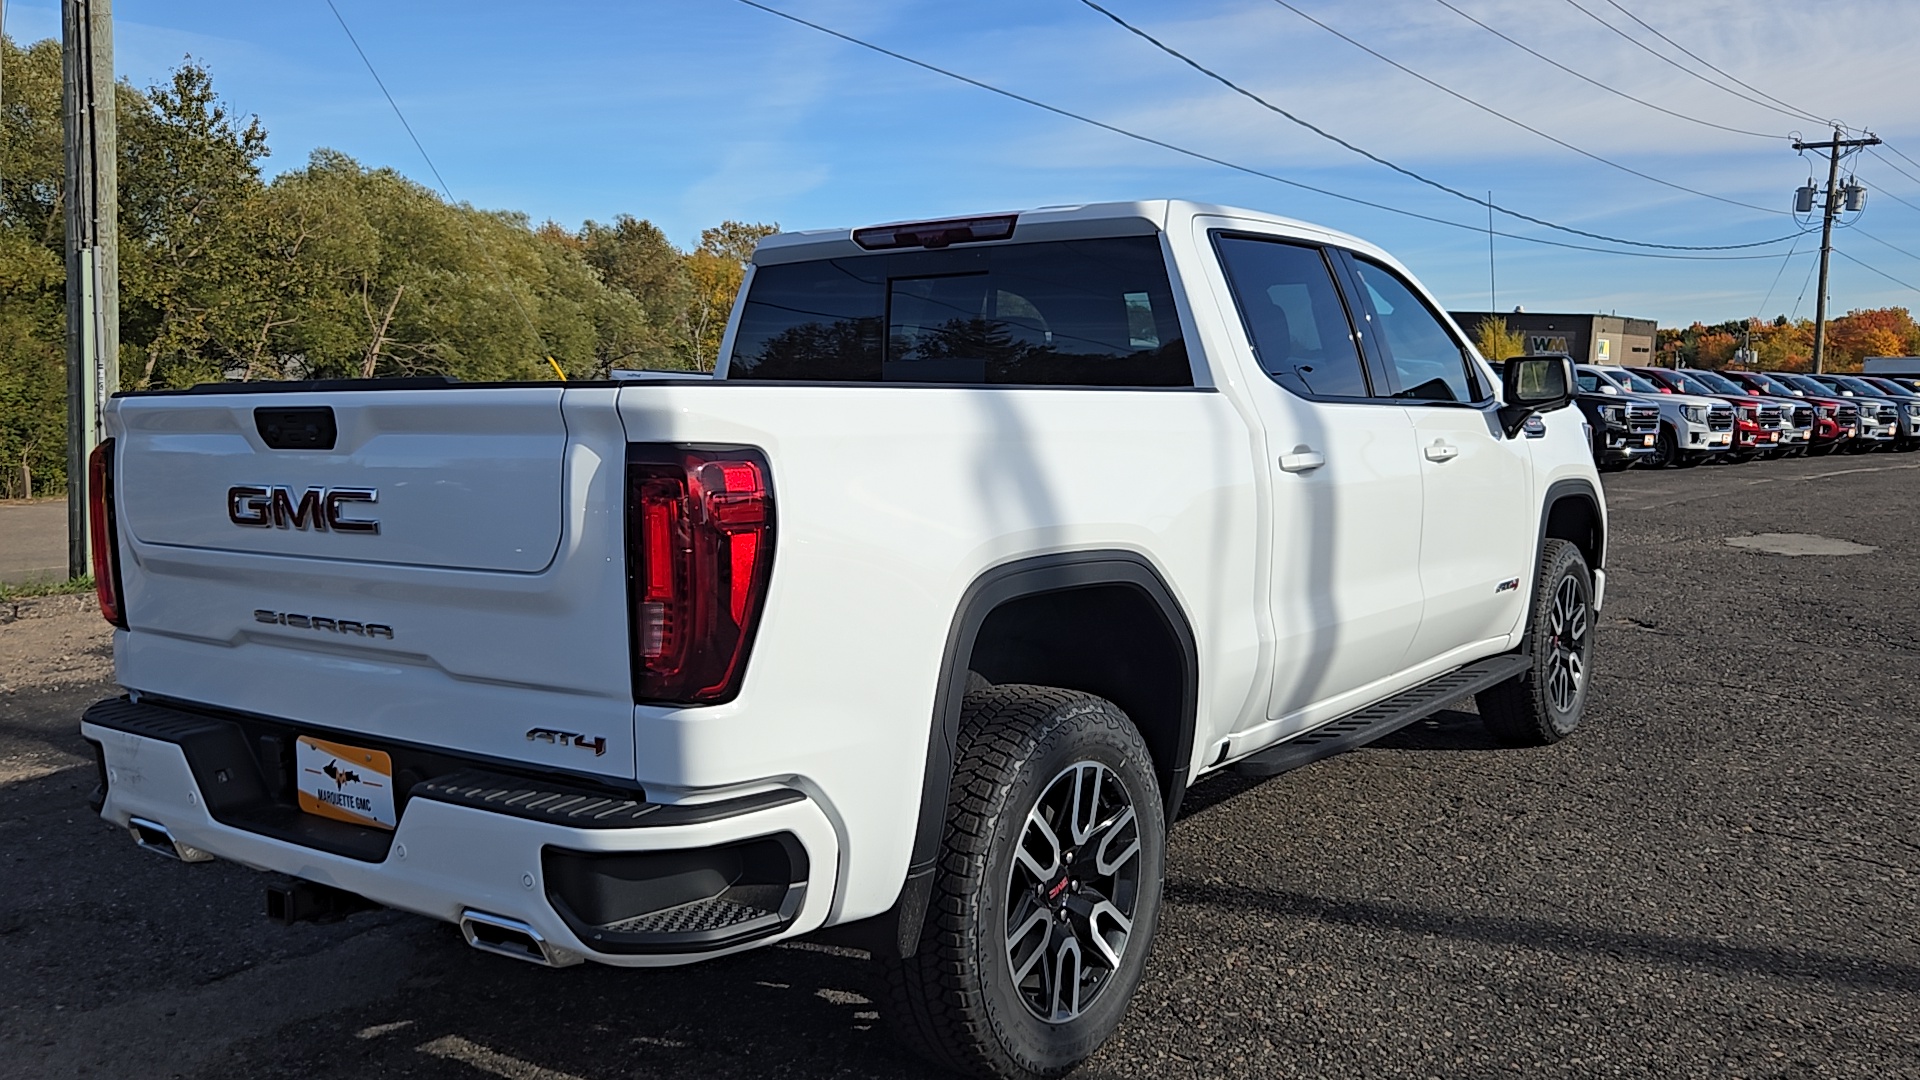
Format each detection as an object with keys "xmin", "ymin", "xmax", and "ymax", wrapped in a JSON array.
[
  {"xmin": 118, "ymin": 391, "xmax": 566, "ymax": 572},
  {"xmin": 108, "ymin": 386, "xmax": 638, "ymax": 780}
]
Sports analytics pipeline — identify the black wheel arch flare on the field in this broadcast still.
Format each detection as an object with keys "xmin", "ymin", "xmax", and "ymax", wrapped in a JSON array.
[
  {"xmin": 1532, "ymin": 478, "xmax": 1606, "ymax": 633},
  {"xmin": 844, "ymin": 551, "xmax": 1199, "ymax": 959}
]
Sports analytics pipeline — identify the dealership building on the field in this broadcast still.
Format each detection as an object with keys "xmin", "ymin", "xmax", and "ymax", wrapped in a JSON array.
[{"xmin": 1448, "ymin": 311, "xmax": 1657, "ymax": 366}]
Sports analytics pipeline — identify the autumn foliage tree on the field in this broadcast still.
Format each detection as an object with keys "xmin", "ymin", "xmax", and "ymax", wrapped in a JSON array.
[
  {"xmin": 1659, "ymin": 309, "xmax": 1917, "ymax": 373},
  {"xmin": 1467, "ymin": 316, "xmax": 1527, "ymax": 363}
]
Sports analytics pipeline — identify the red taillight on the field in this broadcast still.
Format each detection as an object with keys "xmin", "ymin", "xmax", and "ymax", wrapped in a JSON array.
[
  {"xmin": 87, "ymin": 438, "xmax": 127, "ymax": 629},
  {"xmin": 626, "ymin": 446, "xmax": 775, "ymax": 704}
]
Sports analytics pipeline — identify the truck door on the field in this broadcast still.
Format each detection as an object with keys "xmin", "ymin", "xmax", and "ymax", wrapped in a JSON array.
[
  {"xmin": 1337, "ymin": 253, "xmax": 1534, "ymax": 664},
  {"xmin": 1206, "ymin": 231, "xmax": 1426, "ymax": 723}
]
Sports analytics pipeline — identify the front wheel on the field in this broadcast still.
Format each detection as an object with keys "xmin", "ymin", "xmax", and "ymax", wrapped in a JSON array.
[
  {"xmin": 1478, "ymin": 539, "xmax": 1594, "ymax": 746},
  {"xmin": 881, "ymin": 685, "xmax": 1167, "ymax": 1080},
  {"xmin": 1648, "ymin": 426, "xmax": 1679, "ymax": 468}
]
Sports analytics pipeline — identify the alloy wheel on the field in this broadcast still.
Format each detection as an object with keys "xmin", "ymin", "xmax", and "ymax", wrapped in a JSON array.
[
  {"xmin": 1545, "ymin": 574, "xmax": 1589, "ymax": 714},
  {"xmin": 1004, "ymin": 760, "xmax": 1143, "ymax": 1024}
]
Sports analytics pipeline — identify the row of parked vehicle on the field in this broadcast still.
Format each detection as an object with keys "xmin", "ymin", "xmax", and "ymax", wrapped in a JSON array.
[{"xmin": 1570, "ymin": 364, "xmax": 1920, "ymax": 469}]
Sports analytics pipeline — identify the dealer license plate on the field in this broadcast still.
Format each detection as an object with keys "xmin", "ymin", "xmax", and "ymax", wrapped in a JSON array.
[
  {"xmin": 1642, "ymin": 434, "xmax": 1655, "ymax": 447},
  {"xmin": 296, "ymin": 735, "xmax": 398, "ymax": 830},
  {"xmin": 1713, "ymin": 434, "xmax": 1731, "ymax": 445}
]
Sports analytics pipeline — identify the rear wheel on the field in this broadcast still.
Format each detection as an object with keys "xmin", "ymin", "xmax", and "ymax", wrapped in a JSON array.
[
  {"xmin": 1478, "ymin": 539, "xmax": 1593, "ymax": 746},
  {"xmin": 882, "ymin": 685, "xmax": 1166, "ymax": 1080}
]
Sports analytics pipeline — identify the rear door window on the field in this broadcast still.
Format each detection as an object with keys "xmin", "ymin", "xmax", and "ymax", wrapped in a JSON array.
[
  {"xmin": 727, "ymin": 237, "xmax": 1190, "ymax": 386},
  {"xmin": 1212, "ymin": 236, "xmax": 1370, "ymax": 399}
]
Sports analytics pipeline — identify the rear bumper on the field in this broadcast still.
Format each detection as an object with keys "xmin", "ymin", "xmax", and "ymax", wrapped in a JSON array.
[{"xmin": 82, "ymin": 698, "xmax": 839, "ymax": 967}]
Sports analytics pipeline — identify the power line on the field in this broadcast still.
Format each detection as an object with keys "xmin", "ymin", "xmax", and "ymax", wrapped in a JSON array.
[
  {"xmin": 1864, "ymin": 148, "xmax": 1920, "ymax": 192},
  {"xmin": 1077, "ymin": 0, "xmax": 1796, "ymax": 243},
  {"xmin": 1558, "ymin": 0, "xmax": 1822, "ymax": 133},
  {"xmin": 1594, "ymin": 0, "xmax": 1844, "ymax": 132},
  {"xmin": 1833, "ymin": 248, "xmax": 1920, "ymax": 295},
  {"xmin": 321, "ymin": 0, "xmax": 567, "ymax": 380},
  {"xmin": 1882, "ymin": 141, "xmax": 1920, "ymax": 175},
  {"xmin": 1855, "ymin": 175, "xmax": 1920, "ymax": 217},
  {"xmin": 1853, "ymin": 227, "xmax": 1920, "ymax": 267},
  {"xmin": 732, "ymin": 0, "xmax": 1799, "ymax": 262},
  {"xmin": 1789, "ymin": 240, "xmax": 1818, "ymax": 320},
  {"xmin": 1430, "ymin": 0, "xmax": 1806, "ymax": 156},
  {"xmin": 1260, "ymin": 0, "xmax": 1788, "ymax": 224},
  {"xmin": 1754, "ymin": 233, "xmax": 1805, "ymax": 321}
]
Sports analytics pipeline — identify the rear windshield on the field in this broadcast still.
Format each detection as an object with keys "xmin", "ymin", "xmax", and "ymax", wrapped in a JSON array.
[{"xmin": 726, "ymin": 237, "xmax": 1191, "ymax": 386}]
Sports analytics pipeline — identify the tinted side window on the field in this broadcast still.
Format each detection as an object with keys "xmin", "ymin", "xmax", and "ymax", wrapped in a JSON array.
[
  {"xmin": 1214, "ymin": 236, "xmax": 1368, "ymax": 398},
  {"xmin": 1350, "ymin": 259, "xmax": 1483, "ymax": 403},
  {"xmin": 728, "ymin": 237, "xmax": 1190, "ymax": 386}
]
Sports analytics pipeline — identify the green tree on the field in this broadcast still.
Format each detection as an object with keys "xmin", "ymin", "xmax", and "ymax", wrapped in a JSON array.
[
  {"xmin": 0, "ymin": 35, "xmax": 74, "ymax": 494},
  {"xmin": 1, "ymin": 35, "xmax": 783, "ymax": 493}
]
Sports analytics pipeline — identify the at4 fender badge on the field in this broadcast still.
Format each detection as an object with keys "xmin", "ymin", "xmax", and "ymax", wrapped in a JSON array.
[
  {"xmin": 1495, "ymin": 577, "xmax": 1522, "ymax": 593},
  {"xmin": 527, "ymin": 728, "xmax": 608, "ymax": 757}
]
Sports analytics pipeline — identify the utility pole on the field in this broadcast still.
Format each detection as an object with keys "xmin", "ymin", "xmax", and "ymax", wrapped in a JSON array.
[
  {"xmin": 1793, "ymin": 127, "xmax": 1879, "ymax": 375},
  {"xmin": 62, "ymin": 0, "xmax": 117, "ymax": 578},
  {"xmin": 1486, "ymin": 190, "xmax": 1496, "ymax": 311}
]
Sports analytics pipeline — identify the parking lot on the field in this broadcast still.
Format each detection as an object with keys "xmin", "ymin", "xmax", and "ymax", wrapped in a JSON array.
[{"xmin": 2, "ymin": 454, "xmax": 1916, "ymax": 1080}]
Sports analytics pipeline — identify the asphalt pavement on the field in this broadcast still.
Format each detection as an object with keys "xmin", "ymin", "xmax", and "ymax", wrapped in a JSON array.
[
  {"xmin": 1, "ymin": 455, "xmax": 1915, "ymax": 1079},
  {"xmin": 0, "ymin": 499, "xmax": 69, "ymax": 586}
]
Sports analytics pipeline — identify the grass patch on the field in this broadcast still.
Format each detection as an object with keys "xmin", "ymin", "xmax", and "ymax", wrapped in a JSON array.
[{"xmin": 0, "ymin": 575, "xmax": 94, "ymax": 601}]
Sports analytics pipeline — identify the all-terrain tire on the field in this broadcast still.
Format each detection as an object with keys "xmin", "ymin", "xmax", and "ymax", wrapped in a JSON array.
[
  {"xmin": 880, "ymin": 685, "xmax": 1166, "ymax": 1080},
  {"xmin": 1477, "ymin": 539, "xmax": 1594, "ymax": 746}
]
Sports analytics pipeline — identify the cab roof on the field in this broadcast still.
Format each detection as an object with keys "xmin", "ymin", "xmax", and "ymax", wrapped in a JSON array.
[{"xmin": 750, "ymin": 199, "xmax": 1393, "ymax": 267}]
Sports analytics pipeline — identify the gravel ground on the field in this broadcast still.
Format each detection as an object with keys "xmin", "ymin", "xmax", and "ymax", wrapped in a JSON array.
[{"xmin": 1, "ymin": 454, "xmax": 1915, "ymax": 1079}]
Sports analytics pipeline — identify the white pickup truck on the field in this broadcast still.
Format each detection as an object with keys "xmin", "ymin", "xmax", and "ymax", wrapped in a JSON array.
[{"xmin": 81, "ymin": 200, "xmax": 1605, "ymax": 1080}]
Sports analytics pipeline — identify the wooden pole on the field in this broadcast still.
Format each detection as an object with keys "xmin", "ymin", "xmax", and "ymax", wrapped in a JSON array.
[{"xmin": 62, "ymin": 0, "xmax": 116, "ymax": 577}]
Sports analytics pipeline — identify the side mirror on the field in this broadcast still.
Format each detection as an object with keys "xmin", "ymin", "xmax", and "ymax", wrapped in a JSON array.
[{"xmin": 1497, "ymin": 354, "xmax": 1574, "ymax": 438}]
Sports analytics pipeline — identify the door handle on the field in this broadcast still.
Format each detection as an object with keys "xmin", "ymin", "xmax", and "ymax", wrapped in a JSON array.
[
  {"xmin": 1278, "ymin": 447, "xmax": 1326, "ymax": 473},
  {"xmin": 1424, "ymin": 441, "xmax": 1459, "ymax": 462}
]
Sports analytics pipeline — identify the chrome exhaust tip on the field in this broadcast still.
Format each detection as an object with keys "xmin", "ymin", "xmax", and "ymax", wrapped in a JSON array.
[
  {"xmin": 127, "ymin": 817, "xmax": 215, "ymax": 863},
  {"xmin": 458, "ymin": 910, "xmax": 578, "ymax": 967}
]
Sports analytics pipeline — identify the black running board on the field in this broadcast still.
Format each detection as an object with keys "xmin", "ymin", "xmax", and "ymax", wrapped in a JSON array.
[{"xmin": 1229, "ymin": 653, "xmax": 1532, "ymax": 778}]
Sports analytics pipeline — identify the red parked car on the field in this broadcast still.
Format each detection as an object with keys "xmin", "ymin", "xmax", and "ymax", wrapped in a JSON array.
[
  {"xmin": 1627, "ymin": 367, "xmax": 1783, "ymax": 462},
  {"xmin": 1721, "ymin": 370, "xmax": 1858, "ymax": 455}
]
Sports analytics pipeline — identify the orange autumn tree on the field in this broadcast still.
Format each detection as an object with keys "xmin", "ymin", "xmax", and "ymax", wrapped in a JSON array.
[{"xmin": 1825, "ymin": 307, "xmax": 1920, "ymax": 371}]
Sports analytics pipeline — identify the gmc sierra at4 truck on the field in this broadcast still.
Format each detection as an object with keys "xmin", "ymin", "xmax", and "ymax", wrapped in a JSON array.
[{"xmin": 80, "ymin": 200, "xmax": 1605, "ymax": 1080}]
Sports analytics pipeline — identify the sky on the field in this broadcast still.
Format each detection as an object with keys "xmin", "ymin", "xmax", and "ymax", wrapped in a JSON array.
[{"xmin": 5, "ymin": 0, "xmax": 1920, "ymax": 327}]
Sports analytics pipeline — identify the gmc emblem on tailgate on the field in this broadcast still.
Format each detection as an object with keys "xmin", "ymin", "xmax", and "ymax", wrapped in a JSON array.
[{"xmin": 228, "ymin": 486, "xmax": 379, "ymax": 533}]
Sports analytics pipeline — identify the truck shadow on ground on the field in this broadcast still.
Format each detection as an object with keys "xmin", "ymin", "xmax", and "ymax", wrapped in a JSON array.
[
  {"xmin": 1163, "ymin": 879, "xmax": 1920, "ymax": 996},
  {"xmin": 1364, "ymin": 707, "xmax": 1508, "ymax": 752},
  {"xmin": 216, "ymin": 928, "xmax": 961, "ymax": 1080}
]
